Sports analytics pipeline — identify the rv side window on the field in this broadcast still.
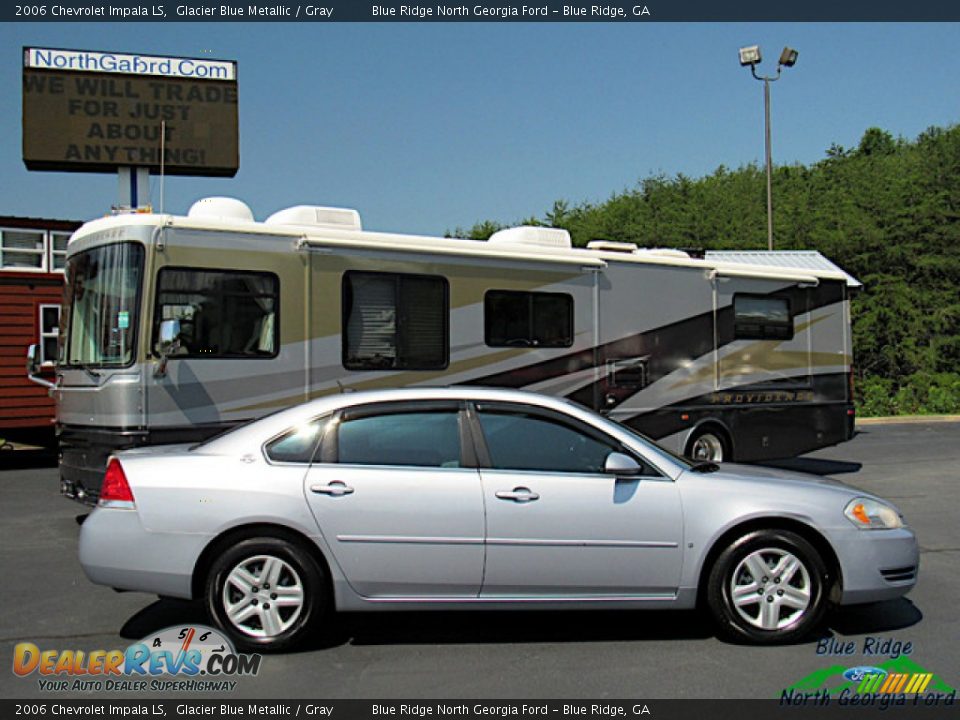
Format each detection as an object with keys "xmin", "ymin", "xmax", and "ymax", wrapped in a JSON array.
[
  {"xmin": 733, "ymin": 294, "xmax": 793, "ymax": 340},
  {"xmin": 153, "ymin": 268, "xmax": 279, "ymax": 358},
  {"xmin": 342, "ymin": 271, "xmax": 448, "ymax": 371},
  {"xmin": 484, "ymin": 290, "xmax": 573, "ymax": 348}
]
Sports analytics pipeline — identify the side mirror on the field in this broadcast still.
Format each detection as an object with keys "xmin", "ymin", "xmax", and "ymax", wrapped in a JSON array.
[
  {"xmin": 154, "ymin": 318, "xmax": 181, "ymax": 378},
  {"xmin": 604, "ymin": 451, "xmax": 642, "ymax": 477},
  {"xmin": 157, "ymin": 318, "xmax": 181, "ymax": 355},
  {"xmin": 25, "ymin": 344, "xmax": 55, "ymax": 389}
]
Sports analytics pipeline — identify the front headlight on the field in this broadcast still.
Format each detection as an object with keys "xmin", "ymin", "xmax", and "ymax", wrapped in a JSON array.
[{"xmin": 844, "ymin": 497, "xmax": 904, "ymax": 530}]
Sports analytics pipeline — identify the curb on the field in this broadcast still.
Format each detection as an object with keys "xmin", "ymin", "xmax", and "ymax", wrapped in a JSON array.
[{"xmin": 856, "ymin": 415, "xmax": 960, "ymax": 426}]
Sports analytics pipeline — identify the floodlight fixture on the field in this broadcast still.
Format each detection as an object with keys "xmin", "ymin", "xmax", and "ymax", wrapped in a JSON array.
[
  {"xmin": 779, "ymin": 47, "xmax": 799, "ymax": 67},
  {"xmin": 739, "ymin": 45, "xmax": 761, "ymax": 67}
]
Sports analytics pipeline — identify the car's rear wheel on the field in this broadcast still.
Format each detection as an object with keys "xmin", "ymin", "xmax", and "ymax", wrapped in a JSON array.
[
  {"xmin": 707, "ymin": 529, "xmax": 828, "ymax": 644},
  {"xmin": 205, "ymin": 537, "xmax": 327, "ymax": 652}
]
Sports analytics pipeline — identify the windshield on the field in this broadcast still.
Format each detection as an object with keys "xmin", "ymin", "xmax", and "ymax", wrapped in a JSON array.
[{"xmin": 61, "ymin": 242, "xmax": 144, "ymax": 368}]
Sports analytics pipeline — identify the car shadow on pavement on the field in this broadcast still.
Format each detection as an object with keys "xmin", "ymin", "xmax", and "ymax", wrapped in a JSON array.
[
  {"xmin": 758, "ymin": 457, "xmax": 862, "ymax": 476},
  {"xmin": 824, "ymin": 598, "xmax": 923, "ymax": 636},
  {"xmin": 119, "ymin": 601, "xmax": 715, "ymax": 649},
  {"xmin": 119, "ymin": 598, "xmax": 209, "ymax": 640},
  {"xmin": 117, "ymin": 596, "xmax": 920, "ymax": 652},
  {"xmin": 334, "ymin": 609, "xmax": 716, "ymax": 648}
]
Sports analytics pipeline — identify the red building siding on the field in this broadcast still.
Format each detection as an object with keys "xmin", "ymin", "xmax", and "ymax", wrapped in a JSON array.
[{"xmin": 0, "ymin": 217, "xmax": 81, "ymax": 445}]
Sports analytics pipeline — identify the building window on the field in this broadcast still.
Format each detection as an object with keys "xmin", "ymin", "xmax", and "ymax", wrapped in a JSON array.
[
  {"xmin": 38, "ymin": 304, "xmax": 61, "ymax": 365},
  {"xmin": 0, "ymin": 229, "xmax": 46, "ymax": 271},
  {"xmin": 484, "ymin": 290, "xmax": 573, "ymax": 348},
  {"xmin": 51, "ymin": 232, "xmax": 71, "ymax": 272},
  {"xmin": 342, "ymin": 271, "xmax": 448, "ymax": 370},
  {"xmin": 733, "ymin": 294, "xmax": 793, "ymax": 340},
  {"xmin": 153, "ymin": 268, "xmax": 279, "ymax": 358}
]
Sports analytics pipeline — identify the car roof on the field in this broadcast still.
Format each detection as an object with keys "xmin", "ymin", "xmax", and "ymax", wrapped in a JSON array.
[{"xmin": 199, "ymin": 386, "xmax": 588, "ymax": 453}]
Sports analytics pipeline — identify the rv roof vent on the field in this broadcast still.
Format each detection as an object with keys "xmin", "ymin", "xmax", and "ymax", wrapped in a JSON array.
[
  {"xmin": 265, "ymin": 205, "xmax": 362, "ymax": 231},
  {"xmin": 587, "ymin": 240, "xmax": 639, "ymax": 253},
  {"xmin": 635, "ymin": 248, "xmax": 691, "ymax": 259},
  {"xmin": 487, "ymin": 226, "xmax": 572, "ymax": 249},
  {"xmin": 187, "ymin": 197, "xmax": 255, "ymax": 223}
]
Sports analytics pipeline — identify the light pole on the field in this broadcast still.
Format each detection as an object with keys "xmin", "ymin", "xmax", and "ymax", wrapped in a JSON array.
[{"xmin": 739, "ymin": 45, "xmax": 798, "ymax": 251}]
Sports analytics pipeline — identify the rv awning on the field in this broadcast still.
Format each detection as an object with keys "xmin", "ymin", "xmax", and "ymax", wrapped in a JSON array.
[{"xmin": 704, "ymin": 250, "xmax": 862, "ymax": 289}]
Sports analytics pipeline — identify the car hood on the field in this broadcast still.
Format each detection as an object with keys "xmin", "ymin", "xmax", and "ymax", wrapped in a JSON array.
[{"xmin": 692, "ymin": 462, "xmax": 867, "ymax": 495}]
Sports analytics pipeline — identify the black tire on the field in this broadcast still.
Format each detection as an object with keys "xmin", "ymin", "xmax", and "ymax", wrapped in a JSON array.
[
  {"xmin": 686, "ymin": 426, "xmax": 730, "ymax": 463},
  {"xmin": 707, "ymin": 529, "xmax": 829, "ymax": 644},
  {"xmin": 205, "ymin": 536, "xmax": 328, "ymax": 652}
]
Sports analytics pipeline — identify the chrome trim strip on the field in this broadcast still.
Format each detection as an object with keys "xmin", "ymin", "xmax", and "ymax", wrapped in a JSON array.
[
  {"xmin": 336, "ymin": 535, "xmax": 678, "ymax": 549},
  {"xmin": 487, "ymin": 538, "xmax": 679, "ymax": 548},
  {"xmin": 363, "ymin": 593, "xmax": 678, "ymax": 603},
  {"xmin": 337, "ymin": 535, "xmax": 483, "ymax": 545}
]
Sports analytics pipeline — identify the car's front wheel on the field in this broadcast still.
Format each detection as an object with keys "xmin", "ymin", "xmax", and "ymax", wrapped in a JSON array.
[
  {"xmin": 707, "ymin": 529, "xmax": 829, "ymax": 644},
  {"xmin": 205, "ymin": 536, "xmax": 328, "ymax": 652}
]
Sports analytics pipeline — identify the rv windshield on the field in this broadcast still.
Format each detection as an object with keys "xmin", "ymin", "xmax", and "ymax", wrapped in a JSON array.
[{"xmin": 62, "ymin": 242, "xmax": 144, "ymax": 368}]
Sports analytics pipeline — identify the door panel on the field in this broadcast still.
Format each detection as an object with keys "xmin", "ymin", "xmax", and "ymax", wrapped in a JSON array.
[
  {"xmin": 472, "ymin": 403, "xmax": 683, "ymax": 597},
  {"xmin": 304, "ymin": 465, "xmax": 484, "ymax": 598},
  {"xmin": 302, "ymin": 405, "xmax": 484, "ymax": 599},
  {"xmin": 479, "ymin": 469, "xmax": 683, "ymax": 596}
]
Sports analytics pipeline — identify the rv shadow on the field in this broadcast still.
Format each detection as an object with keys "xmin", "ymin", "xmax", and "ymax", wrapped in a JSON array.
[
  {"xmin": 0, "ymin": 447, "xmax": 58, "ymax": 471},
  {"xmin": 758, "ymin": 457, "xmax": 862, "ymax": 476}
]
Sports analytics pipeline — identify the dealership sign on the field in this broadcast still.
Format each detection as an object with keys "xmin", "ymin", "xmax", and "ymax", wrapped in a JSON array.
[{"xmin": 22, "ymin": 47, "xmax": 239, "ymax": 177}]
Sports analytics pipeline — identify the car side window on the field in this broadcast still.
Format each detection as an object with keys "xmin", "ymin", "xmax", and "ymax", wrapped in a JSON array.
[
  {"xmin": 475, "ymin": 408, "xmax": 619, "ymax": 474},
  {"xmin": 336, "ymin": 410, "xmax": 462, "ymax": 468},
  {"xmin": 265, "ymin": 417, "xmax": 328, "ymax": 464}
]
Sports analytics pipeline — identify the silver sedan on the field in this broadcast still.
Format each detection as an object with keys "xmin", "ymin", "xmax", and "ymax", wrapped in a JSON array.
[{"xmin": 79, "ymin": 387, "xmax": 918, "ymax": 651}]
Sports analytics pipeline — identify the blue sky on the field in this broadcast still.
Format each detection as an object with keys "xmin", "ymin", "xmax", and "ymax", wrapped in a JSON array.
[{"xmin": 3, "ymin": 22, "xmax": 959, "ymax": 235}]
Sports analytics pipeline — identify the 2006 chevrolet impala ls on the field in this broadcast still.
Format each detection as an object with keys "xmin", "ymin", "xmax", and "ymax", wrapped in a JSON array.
[{"xmin": 79, "ymin": 387, "xmax": 918, "ymax": 651}]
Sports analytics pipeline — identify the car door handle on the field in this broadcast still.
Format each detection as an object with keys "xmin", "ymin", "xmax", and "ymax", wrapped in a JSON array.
[
  {"xmin": 495, "ymin": 487, "xmax": 539, "ymax": 503},
  {"xmin": 310, "ymin": 482, "xmax": 354, "ymax": 497}
]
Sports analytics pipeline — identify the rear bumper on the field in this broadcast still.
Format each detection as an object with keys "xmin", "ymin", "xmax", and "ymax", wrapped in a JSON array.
[
  {"xmin": 834, "ymin": 526, "xmax": 919, "ymax": 605},
  {"xmin": 78, "ymin": 506, "xmax": 204, "ymax": 599}
]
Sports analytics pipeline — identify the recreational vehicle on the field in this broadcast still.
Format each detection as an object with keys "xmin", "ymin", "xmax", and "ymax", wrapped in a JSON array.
[{"xmin": 38, "ymin": 198, "xmax": 858, "ymax": 503}]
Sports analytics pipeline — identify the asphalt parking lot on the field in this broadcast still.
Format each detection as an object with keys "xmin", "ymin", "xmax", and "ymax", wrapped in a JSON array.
[{"xmin": 1, "ymin": 421, "xmax": 958, "ymax": 700}]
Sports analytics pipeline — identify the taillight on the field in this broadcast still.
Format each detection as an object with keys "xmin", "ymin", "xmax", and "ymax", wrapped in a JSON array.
[{"xmin": 100, "ymin": 458, "xmax": 135, "ymax": 506}]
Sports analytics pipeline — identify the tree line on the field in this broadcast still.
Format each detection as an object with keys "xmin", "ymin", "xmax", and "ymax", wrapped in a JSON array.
[{"xmin": 452, "ymin": 124, "xmax": 960, "ymax": 416}]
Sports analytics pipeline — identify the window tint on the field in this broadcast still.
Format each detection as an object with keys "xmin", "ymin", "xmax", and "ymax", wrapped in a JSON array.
[
  {"xmin": 266, "ymin": 418, "xmax": 328, "ymax": 464},
  {"xmin": 153, "ymin": 268, "xmax": 279, "ymax": 358},
  {"xmin": 733, "ymin": 294, "xmax": 793, "ymax": 340},
  {"xmin": 337, "ymin": 411, "xmax": 461, "ymax": 468},
  {"xmin": 343, "ymin": 272, "xmax": 448, "ymax": 370},
  {"xmin": 485, "ymin": 291, "xmax": 573, "ymax": 348},
  {"xmin": 476, "ymin": 408, "xmax": 617, "ymax": 474}
]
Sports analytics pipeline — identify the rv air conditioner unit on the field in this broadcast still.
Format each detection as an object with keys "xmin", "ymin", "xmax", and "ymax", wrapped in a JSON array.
[
  {"xmin": 187, "ymin": 197, "xmax": 255, "ymax": 223},
  {"xmin": 487, "ymin": 226, "xmax": 572, "ymax": 249},
  {"xmin": 265, "ymin": 205, "xmax": 362, "ymax": 231},
  {"xmin": 587, "ymin": 240, "xmax": 639, "ymax": 253}
]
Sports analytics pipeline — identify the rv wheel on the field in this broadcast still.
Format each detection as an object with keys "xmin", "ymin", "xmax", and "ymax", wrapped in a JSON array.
[{"xmin": 686, "ymin": 427, "xmax": 729, "ymax": 463}]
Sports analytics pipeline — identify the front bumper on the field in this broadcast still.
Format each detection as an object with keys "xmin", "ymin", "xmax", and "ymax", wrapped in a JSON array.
[{"xmin": 834, "ymin": 526, "xmax": 919, "ymax": 605}]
